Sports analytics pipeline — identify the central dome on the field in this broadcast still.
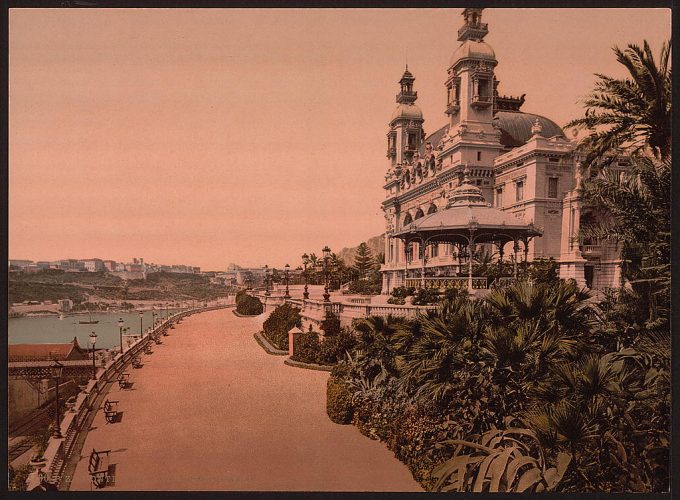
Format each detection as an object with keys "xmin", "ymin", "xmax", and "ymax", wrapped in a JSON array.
[{"xmin": 450, "ymin": 39, "xmax": 496, "ymax": 67}]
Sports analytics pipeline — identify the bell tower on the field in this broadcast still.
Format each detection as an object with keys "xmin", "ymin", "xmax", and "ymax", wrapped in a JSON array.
[
  {"xmin": 387, "ymin": 65, "xmax": 424, "ymax": 168},
  {"xmin": 445, "ymin": 8, "xmax": 497, "ymax": 131}
]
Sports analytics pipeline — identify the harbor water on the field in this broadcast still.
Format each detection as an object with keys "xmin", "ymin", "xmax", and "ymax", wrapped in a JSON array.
[{"xmin": 8, "ymin": 310, "xmax": 182, "ymax": 350}]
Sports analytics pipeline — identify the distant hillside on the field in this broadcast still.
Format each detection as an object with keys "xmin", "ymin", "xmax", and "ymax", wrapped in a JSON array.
[
  {"xmin": 8, "ymin": 269, "xmax": 234, "ymax": 305},
  {"xmin": 336, "ymin": 234, "xmax": 385, "ymax": 266}
]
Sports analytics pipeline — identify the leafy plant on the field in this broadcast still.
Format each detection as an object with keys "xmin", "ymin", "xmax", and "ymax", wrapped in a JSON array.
[{"xmin": 433, "ymin": 424, "xmax": 571, "ymax": 492}]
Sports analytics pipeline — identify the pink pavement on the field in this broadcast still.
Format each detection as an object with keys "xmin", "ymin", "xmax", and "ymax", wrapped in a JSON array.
[{"xmin": 68, "ymin": 308, "xmax": 422, "ymax": 491}]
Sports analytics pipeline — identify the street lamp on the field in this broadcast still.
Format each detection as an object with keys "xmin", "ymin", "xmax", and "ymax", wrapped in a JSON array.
[
  {"xmin": 49, "ymin": 359, "xmax": 64, "ymax": 438},
  {"xmin": 118, "ymin": 318, "xmax": 125, "ymax": 354},
  {"xmin": 139, "ymin": 311, "xmax": 143, "ymax": 337},
  {"xmin": 301, "ymin": 254, "xmax": 310, "ymax": 300},
  {"xmin": 284, "ymin": 264, "xmax": 291, "ymax": 299},
  {"xmin": 151, "ymin": 309, "xmax": 156, "ymax": 332},
  {"xmin": 264, "ymin": 265, "xmax": 270, "ymax": 296},
  {"xmin": 322, "ymin": 246, "xmax": 331, "ymax": 302},
  {"xmin": 89, "ymin": 331, "xmax": 98, "ymax": 379}
]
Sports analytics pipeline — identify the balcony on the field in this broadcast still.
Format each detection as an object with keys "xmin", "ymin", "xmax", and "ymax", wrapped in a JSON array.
[
  {"xmin": 445, "ymin": 101, "xmax": 460, "ymax": 115},
  {"xmin": 580, "ymin": 244, "xmax": 602, "ymax": 257},
  {"xmin": 471, "ymin": 94, "xmax": 493, "ymax": 108},
  {"xmin": 457, "ymin": 23, "xmax": 489, "ymax": 41}
]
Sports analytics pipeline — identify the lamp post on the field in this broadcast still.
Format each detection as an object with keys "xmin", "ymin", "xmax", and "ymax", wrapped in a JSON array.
[
  {"xmin": 117, "ymin": 318, "xmax": 125, "ymax": 354},
  {"xmin": 284, "ymin": 264, "xmax": 291, "ymax": 299},
  {"xmin": 139, "ymin": 311, "xmax": 143, "ymax": 337},
  {"xmin": 322, "ymin": 245, "xmax": 331, "ymax": 302},
  {"xmin": 151, "ymin": 309, "xmax": 156, "ymax": 332},
  {"xmin": 89, "ymin": 331, "xmax": 98, "ymax": 379},
  {"xmin": 301, "ymin": 254, "xmax": 310, "ymax": 299},
  {"xmin": 264, "ymin": 265, "xmax": 270, "ymax": 296},
  {"xmin": 50, "ymin": 359, "xmax": 64, "ymax": 438}
]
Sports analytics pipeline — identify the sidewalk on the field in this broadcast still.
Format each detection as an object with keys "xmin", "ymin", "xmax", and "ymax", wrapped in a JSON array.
[{"xmin": 68, "ymin": 308, "xmax": 420, "ymax": 491}]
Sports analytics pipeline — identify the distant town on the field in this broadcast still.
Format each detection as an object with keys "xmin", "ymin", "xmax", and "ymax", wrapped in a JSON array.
[{"xmin": 8, "ymin": 258, "xmax": 271, "ymax": 286}]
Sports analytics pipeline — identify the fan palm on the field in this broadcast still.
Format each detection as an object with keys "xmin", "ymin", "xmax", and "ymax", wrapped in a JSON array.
[{"xmin": 566, "ymin": 40, "xmax": 671, "ymax": 161}]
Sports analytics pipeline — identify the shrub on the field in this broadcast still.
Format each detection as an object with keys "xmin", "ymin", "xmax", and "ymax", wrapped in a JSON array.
[
  {"xmin": 31, "ymin": 425, "xmax": 51, "ymax": 458},
  {"xmin": 317, "ymin": 328, "xmax": 357, "ymax": 365},
  {"xmin": 348, "ymin": 279, "xmax": 382, "ymax": 295},
  {"xmin": 387, "ymin": 296, "xmax": 406, "ymax": 305},
  {"xmin": 320, "ymin": 312, "xmax": 341, "ymax": 337},
  {"xmin": 291, "ymin": 331, "xmax": 321, "ymax": 364},
  {"xmin": 236, "ymin": 293, "xmax": 263, "ymax": 316},
  {"xmin": 391, "ymin": 286, "xmax": 415, "ymax": 299},
  {"xmin": 8, "ymin": 464, "xmax": 31, "ymax": 491},
  {"xmin": 410, "ymin": 287, "xmax": 440, "ymax": 305},
  {"xmin": 326, "ymin": 376, "xmax": 354, "ymax": 424},
  {"xmin": 526, "ymin": 257, "xmax": 559, "ymax": 285},
  {"xmin": 262, "ymin": 303, "xmax": 301, "ymax": 350}
]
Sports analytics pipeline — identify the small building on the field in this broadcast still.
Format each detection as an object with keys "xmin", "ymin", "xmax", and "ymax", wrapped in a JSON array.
[
  {"xmin": 103, "ymin": 260, "xmax": 117, "ymax": 272},
  {"xmin": 58, "ymin": 299, "xmax": 73, "ymax": 312},
  {"xmin": 81, "ymin": 258, "xmax": 104, "ymax": 272},
  {"xmin": 8, "ymin": 337, "xmax": 89, "ymax": 362}
]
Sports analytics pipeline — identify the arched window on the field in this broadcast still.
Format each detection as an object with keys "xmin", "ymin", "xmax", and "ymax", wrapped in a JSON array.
[
  {"xmin": 427, "ymin": 204, "xmax": 438, "ymax": 215},
  {"xmin": 415, "ymin": 208, "xmax": 425, "ymax": 220},
  {"xmin": 403, "ymin": 213, "xmax": 413, "ymax": 226}
]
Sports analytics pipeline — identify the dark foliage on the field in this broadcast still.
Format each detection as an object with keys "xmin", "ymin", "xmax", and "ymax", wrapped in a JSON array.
[
  {"xmin": 262, "ymin": 303, "xmax": 301, "ymax": 350},
  {"xmin": 326, "ymin": 376, "xmax": 354, "ymax": 424}
]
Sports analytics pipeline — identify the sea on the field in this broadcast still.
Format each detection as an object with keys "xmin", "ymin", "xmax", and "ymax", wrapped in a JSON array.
[{"xmin": 8, "ymin": 310, "xmax": 182, "ymax": 350}]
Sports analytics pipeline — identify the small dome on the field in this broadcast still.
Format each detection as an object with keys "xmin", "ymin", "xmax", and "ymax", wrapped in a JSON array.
[
  {"xmin": 450, "ymin": 39, "xmax": 496, "ymax": 67},
  {"xmin": 391, "ymin": 103, "xmax": 423, "ymax": 122}
]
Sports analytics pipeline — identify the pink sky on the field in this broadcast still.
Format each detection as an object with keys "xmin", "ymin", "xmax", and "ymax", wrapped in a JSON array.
[{"xmin": 9, "ymin": 8, "xmax": 670, "ymax": 270}]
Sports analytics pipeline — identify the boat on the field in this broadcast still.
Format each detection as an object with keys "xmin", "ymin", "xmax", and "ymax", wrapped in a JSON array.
[{"xmin": 78, "ymin": 311, "xmax": 99, "ymax": 324}]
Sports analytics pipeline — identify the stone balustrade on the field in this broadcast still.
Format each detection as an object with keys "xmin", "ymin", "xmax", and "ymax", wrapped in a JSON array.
[{"xmin": 25, "ymin": 304, "xmax": 233, "ymax": 491}]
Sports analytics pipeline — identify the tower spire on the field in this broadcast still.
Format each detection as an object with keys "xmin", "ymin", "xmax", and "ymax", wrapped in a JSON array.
[
  {"xmin": 396, "ymin": 65, "xmax": 417, "ymax": 104},
  {"xmin": 457, "ymin": 8, "xmax": 488, "ymax": 41}
]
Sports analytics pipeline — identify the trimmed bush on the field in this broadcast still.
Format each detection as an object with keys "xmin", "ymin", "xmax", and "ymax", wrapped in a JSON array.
[
  {"xmin": 317, "ymin": 328, "xmax": 357, "ymax": 365},
  {"xmin": 235, "ymin": 293, "xmax": 263, "ymax": 316},
  {"xmin": 348, "ymin": 279, "xmax": 382, "ymax": 295},
  {"xmin": 291, "ymin": 331, "xmax": 321, "ymax": 364},
  {"xmin": 410, "ymin": 287, "xmax": 440, "ymax": 305},
  {"xmin": 320, "ymin": 312, "xmax": 341, "ymax": 337},
  {"xmin": 326, "ymin": 376, "xmax": 354, "ymax": 424},
  {"xmin": 387, "ymin": 296, "xmax": 406, "ymax": 305},
  {"xmin": 391, "ymin": 286, "xmax": 415, "ymax": 299},
  {"xmin": 262, "ymin": 303, "xmax": 301, "ymax": 350}
]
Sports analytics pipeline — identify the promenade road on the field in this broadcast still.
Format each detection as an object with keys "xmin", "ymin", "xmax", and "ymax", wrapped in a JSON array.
[{"xmin": 69, "ymin": 308, "xmax": 421, "ymax": 491}]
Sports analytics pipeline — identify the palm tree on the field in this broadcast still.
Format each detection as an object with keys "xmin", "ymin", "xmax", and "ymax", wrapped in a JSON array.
[
  {"xmin": 566, "ymin": 40, "xmax": 671, "ymax": 162},
  {"xmin": 580, "ymin": 155, "xmax": 670, "ymax": 326}
]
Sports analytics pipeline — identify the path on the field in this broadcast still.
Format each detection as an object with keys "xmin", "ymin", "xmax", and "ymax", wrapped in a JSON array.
[{"xmin": 69, "ymin": 308, "xmax": 421, "ymax": 491}]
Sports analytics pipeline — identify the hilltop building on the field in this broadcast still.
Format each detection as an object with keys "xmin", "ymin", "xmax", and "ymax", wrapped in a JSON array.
[{"xmin": 381, "ymin": 8, "xmax": 624, "ymax": 293}]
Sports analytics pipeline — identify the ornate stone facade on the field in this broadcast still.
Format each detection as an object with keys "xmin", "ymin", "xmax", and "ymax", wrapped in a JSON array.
[{"xmin": 380, "ymin": 8, "xmax": 623, "ymax": 294}]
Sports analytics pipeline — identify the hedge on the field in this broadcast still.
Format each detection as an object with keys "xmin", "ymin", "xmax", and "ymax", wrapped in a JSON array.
[
  {"xmin": 262, "ymin": 303, "xmax": 301, "ymax": 350},
  {"xmin": 326, "ymin": 376, "xmax": 354, "ymax": 424}
]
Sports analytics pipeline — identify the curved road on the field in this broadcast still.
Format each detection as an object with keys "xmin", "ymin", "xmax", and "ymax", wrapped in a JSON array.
[{"xmin": 69, "ymin": 308, "xmax": 421, "ymax": 491}]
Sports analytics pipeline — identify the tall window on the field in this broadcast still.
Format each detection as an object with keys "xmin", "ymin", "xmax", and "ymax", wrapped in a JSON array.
[
  {"xmin": 477, "ymin": 151, "xmax": 482, "ymax": 161},
  {"xmin": 496, "ymin": 188, "xmax": 503, "ymax": 207},
  {"xmin": 516, "ymin": 181, "xmax": 524, "ymax": 202},
  {"xmin": 548, "ymin": 177, "xmax": 558, "ymax": 198},
  {"xmin": 431, "ymin": 244, "xmax": 439, "ymax": 258}
]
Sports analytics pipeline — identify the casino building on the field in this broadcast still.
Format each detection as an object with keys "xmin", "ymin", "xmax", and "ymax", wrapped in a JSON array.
[{"xmin": 380, "ymin": 8, "xmax": 624, "ymax": 294}]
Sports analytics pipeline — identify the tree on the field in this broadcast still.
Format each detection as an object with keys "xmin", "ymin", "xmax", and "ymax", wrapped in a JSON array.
[
  {"xmin": 353, "ymin": 242, "xmax": 375, "ymax": 279},
  {"xmin": 566, "ymin": 40, "xmax": 671, "ymax": 162},
  {"xmin": 581, "ymin": 155, "xmax": 670, "ymax": 327}
]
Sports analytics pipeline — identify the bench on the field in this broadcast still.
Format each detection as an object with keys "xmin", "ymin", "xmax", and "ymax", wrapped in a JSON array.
[
  {"xmin": 131, "ymin": 356, "xmax": 142, "ymax": 369},
  {"xmin": 143, "ymin": 343, "xmax": 153, "ymax": 354},
  {"xmin": 103, "ymin": 399, "xmax": 119, "ymax": 423},
  {"xmin": 117, "ymin": 372, "xmax": 131, "ymax": 389},
  {"xmin": 65, "ymin": 396, "xmax": 77, "ymax": 412},
  {"xmin": 88, "ymin": 448, "xmax": 111, "ymax": 488}
]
